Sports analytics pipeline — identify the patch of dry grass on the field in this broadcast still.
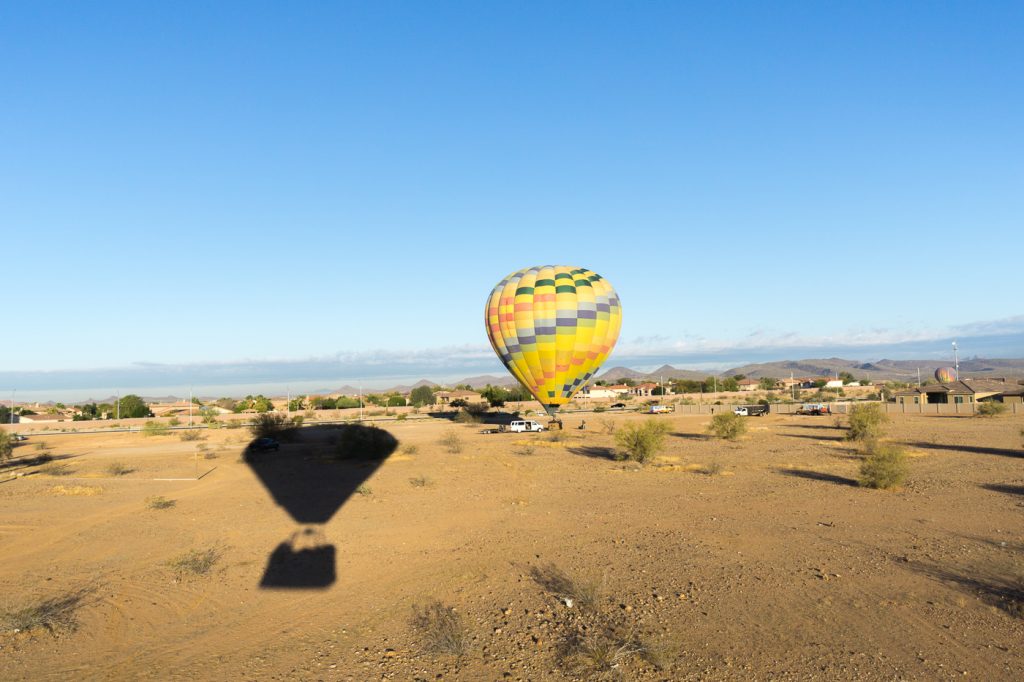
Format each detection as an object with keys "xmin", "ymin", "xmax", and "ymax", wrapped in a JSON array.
[
  {"xmin": 1, "ymin": 587, "xmax": 92, "ymax": 635},
  {"xmin": 50, "ymin": 485, "xmax": 102, "ymax": 496},
  {"xmin": 410, "ymin": 601, "xmax": 468, "ymax": 656}
]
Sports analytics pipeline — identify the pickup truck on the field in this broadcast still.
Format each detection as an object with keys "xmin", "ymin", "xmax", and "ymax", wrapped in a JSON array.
[{"xmin": 733, "ymin": 405, "xmax": 769, "ymax": 417}]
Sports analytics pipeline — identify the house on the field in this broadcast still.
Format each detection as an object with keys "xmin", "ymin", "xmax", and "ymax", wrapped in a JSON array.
[
  {"xmin": 605, "ymin": 384, "xmax": 632, "ymax": 395},
  {"xmin": 579, "ymin": 386, "xmax": 621, "ymax": 400},
  {"xmin": 824, "ymin": 379, "xmax": 844, "ymax": 389},
  {"xmin": 894, "ymin": 381, "xmax": 976, "ymax": 406},
  {"xmin": 737, "ymin": 379, "xmax": 759, "ymax": 392},
  {"xmin": 629, "ymin": 382, "xmax": 662, "ymax": 397},
  {"xmin": 435, "ymin": 389, "xmax": 488, "ymax": 406},
  {"xmin": 896, "ymin": 378, "xmax": 1024, "ymax": 407}
]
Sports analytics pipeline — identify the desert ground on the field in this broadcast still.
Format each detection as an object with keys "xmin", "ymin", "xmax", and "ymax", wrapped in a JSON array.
[{"xmin": 1, "ymin": 409, "xmax": 1022, "ymax": 681}]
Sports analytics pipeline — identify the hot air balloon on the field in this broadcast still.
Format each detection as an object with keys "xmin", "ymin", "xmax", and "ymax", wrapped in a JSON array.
[
  {"xmin": 934, "ymin": 367, "xmax": 956, "ymax": 383},
  {"xmin": 485, "ymin": 265, "xmax": 622, "ymax": 417}
]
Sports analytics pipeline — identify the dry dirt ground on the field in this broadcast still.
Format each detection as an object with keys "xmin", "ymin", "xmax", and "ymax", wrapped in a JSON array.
[{"xmin": 1, "ymin": 411, "xmax": 1022, "ymax": 681}]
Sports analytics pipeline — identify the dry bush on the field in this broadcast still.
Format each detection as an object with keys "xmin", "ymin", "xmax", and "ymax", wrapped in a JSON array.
[
  {"xmin": 707, "ymin": 412, "xmax": 746, "ymax": 440},
  {"xmin": 178, "ymin": 430, "xmax": 204, "ymax": 441},
  {"xmin": 529, "ymin": 563, "xmax": 601, "ymax": 612},
  {"xmin": 614, "ymin": 420, "xmax": 671, "ymax": 463},
  {"xmin": 703, "ymin": 461, "xmax": 724, "ymax": 476},
  {"xmin": 977, "ymin": 401, "xmax": 1007, "ymax": 417},
  {"xmin": 146, "ymin": 496, "xmax": 176, "ymax": 510},
  {"xmin": 105, "ymin": 461, "xmax": 133, "ymax": 476},
  {"xmin": 601, "ymin": 419, "xmax": 617, "ymax": 435},
  {"xmin": 410, "ymin": 601, "xmax": 468, "ymax": 656},
  {"xmin": 1, "ymin": 588, "xmax": 91, "ymax": 635},
  {"xmin": 847, "ymin": 403, "xmax": 888, "ymax": 441},
  {"xmin": 0, "ymin": 431, "xmax": 12, "ymax": 461},
  {"xmin": 355, "ymin": 485, "xmax": 372, "ymax": 496},
  {"xmin": 401, "ymin": 443, "xmax": 419, "ymax": 456},
  {"xmin": 440, "ymin": 430, "xmax": 462, "ymax": 454},
  {"xmin": 334, "ymin": 424, "xmax": 397, "ymax": 461},
  {"xmin": 249, "ymin": 413, "xmax": 289, "ymax": 438},
  {"xmin": 409, "ymin": 474, "xmax": 432, "ymax": 488},
  {"xmin": 454, "ymin": 409, "xmax": 481, "ymax": 424},
  {"xmin": 40, "ymin": 463, "xmax": 75, "ymax": 476},
  {"xmin": 167, "ymin": 546, "xmax": 222, "ymax": 578},
  {"xmin": 858, "ymin": 441, "xmax": 908, "ymax": 489}
]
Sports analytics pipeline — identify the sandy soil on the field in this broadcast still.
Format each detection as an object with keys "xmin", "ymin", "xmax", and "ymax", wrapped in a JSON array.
[{"xmin": 1, "ymin": 411, "xmax": 1022, "ymax": 681}]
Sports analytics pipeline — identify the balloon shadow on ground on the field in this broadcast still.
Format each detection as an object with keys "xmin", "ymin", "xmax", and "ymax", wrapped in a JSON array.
[
  {"xmin": 244, "ymin": 424, "xmax": 397, "ymax": 589},
  {"xmin": 901, "ymin": 441, "xmax": 1023, "ymax": 459}
]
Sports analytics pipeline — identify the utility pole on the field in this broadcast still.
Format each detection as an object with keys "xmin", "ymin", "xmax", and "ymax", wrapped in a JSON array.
[
  {"xmin": 116, "ymin": 391, "xmax": 120, "ymax": 420},
  {"xmin": 953, "ymin": 341, "xmax": 959, "ymax": 380},
  {"xmin": 10, "ymin": 389, "xmax": 15, "ymax": 425},
  {"xmin": 917, "ymin": 368, "xmax": 921, "ymax": 387},
  {"xmin": 359, "ymin": 385, "xmax": 363, "ymax": 422},
  {"xmin": 189, "ymin": 387, "xmax": 193, "ymax": 429}
]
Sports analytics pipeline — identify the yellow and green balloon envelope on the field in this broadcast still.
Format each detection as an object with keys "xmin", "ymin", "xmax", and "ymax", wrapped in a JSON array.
[
  {"xmin": 485, "ymin": 265, "xmax": 622, "ymax": 416},
  {"xmin": 934, "ymin": 367, "xmax": 957, "ymax": 383}
]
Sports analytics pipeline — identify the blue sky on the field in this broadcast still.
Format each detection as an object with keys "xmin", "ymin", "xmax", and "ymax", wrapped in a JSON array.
[{"xmin": 2, "ymin": 2, "xmax": 1021, "ymax": 398}]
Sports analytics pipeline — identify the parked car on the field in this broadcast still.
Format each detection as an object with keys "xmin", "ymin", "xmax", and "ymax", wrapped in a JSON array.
[
  {"xmin": 509, "ymin": 420, "xmax": 545, "ymax": 433},
  {"xmin": 734, "ymin": 405, "xmax": 769, "ymax": 417},
  {"xmin": 647, "ymin": 405, "xmax": 674, "ymax": 414},
  {"xmin": 252, "ymin": 437, "xmax": 280, "ymax": 451},
  {"xmin": 610, "ymin": 403, "xmax": 627, "ymax": 409}
]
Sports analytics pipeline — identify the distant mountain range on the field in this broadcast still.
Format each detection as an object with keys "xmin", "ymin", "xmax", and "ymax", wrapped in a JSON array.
[{"xmin": 61, "ymin": 357, "xmax": 1024, "ymax": 404}]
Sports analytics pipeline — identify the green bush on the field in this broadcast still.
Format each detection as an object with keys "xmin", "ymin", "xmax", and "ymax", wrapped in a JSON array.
[
  {"xmin": 847, "ymin": 403, "xmax": 887, "ymax": 441},
  {"xmin": 142, "ymin": 421, "xmax": 170, "ymax": 437},
  {"xmin": 614, "ymin": 420, "xmax": 671, "ymax": 463},
  {"xmin": 0, "ymin": 431, "xmax": 12, "ymax": 461},
  {"xmin": 977, "ymin": 401, "xmax": 1007, "ymax": 417},
  {"xmin": 707, "ymin": 412, "xmax": 746, "ymax": 440},
  {"xmin": 858, "ymin": 441, "xmax": 908, "ymax": 489}
]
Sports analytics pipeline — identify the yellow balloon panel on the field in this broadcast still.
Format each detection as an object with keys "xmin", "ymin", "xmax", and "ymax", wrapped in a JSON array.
[{"xmin": 485, "ymin": 265, "xmax": 622, "ymax": 415}]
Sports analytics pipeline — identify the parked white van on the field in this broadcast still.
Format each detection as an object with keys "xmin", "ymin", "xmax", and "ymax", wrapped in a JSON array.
[{"xmin": 509, "ymin": 420, "xmax": 545, "ymax": 433}]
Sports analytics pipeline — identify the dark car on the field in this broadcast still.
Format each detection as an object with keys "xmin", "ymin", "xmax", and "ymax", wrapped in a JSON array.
[
  {"xmin": 610, "ymin": 403, "xmax": 627, "ymax": 409},
  {"xmin": 252, "ymin": 437, "xmax": 280, "ymax": 451}
]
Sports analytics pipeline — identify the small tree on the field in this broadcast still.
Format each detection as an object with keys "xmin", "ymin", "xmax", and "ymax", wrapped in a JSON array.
[
  {"xmin": 858, "ymin": 441, "xmax": 908, "ymax": 489},
  {"xmin": 707, "ymin": 412, "xmax": 746, "ymax": 440},
  {"xmin": 409, "ymin": 386, "xmax": 436, "ymax": 407},
  {"xmin": 0, "ymin": 431, "xmax": 12, "ymax": 462},
  {"xmin": 847, "ymin": 403, "xmax": 887, "ymax": 441},
  {"xmin": 758, "ymin": 377, "xmax": 778, "ymax": 390},
  {"xmin": 614, "ymin": 420, "xmax": 670, "ymax": 463},
  {"xmin": 116, "ymin": 394, "xmax": 152, "ymax": 419}
]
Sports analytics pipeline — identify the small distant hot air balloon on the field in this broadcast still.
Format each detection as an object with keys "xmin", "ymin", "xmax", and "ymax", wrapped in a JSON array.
[
  {"xmin": 935, "ymin": 367, "xmax": 956, "ymax": 383},
  {"xmin": 485, "ymin": 265, "xmax": 622, "ymax": 417}
]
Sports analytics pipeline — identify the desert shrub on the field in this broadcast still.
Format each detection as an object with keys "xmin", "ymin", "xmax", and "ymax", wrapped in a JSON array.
[
  {"xmin": 440, "ymin": 430, "xmax": 462, "ymax": 454},
  {"xmin": 515, "ymin": 445, "xmax": 535, "ymax": 456},
  {"xmin": 592, "ymin": 405, "xmax": 606, "ymax": 413},
  {"xmin": 454, "ymin": 409, "xmax": 481, "ymax": 424},
  {"xmin": 334, "ymin": 424, "xmax": 397, "ymax": 460},
  {"xmin": 106, "ymin": 462, "xmax": 133, "ymax": 476},
  {"xmin": 409, "ymin": 474, "xmax": 431, "ymax": 488},
  {"xmin": 847, "ymin": 403, "xmax": 887, "ymax": 441},
  {"xmin": 401, "ymin": 444, "xmax": 419, "ymax": 456},
  {"xmin": 703, "ymin": 461, "xmax": 724, "ymax": 475},
  {"xmin": 142, "ymin": 421, "xmax": 170, "ymax": 437},
  {"xmin": 529, "ymin": 563, "xmax": 600, "ymax": 612},
  {"xmin": 411, "ymin": 601, "xmax": 467, "ymax": 656},
  {"xmin": 355, "ymin": 485, "xmax": 372, "ymax": 496},
  {"xmin": 35, "ymin": 441, "xmax": 51, "ymax": 452},
  {"xmin": 706, "ymin": 412, "xmax": 746, "ymax": 440},
  {"xmin": 601, "ymin": 419, "xmax": 616, "ymax": 435},
  {"xmin": 1, "ymin": 431, "xmax": 15, "ymax": 461},
  {"xmin": 249, "ymin": 413, "xmax": 289, "ymax": 438},
  {"xmin": 396, "ymin": 413, "xmax": 407, "ymax": 421},
  {"xmin": 167, "ymin": 546, "xmax": 222, "ymax": 577},
  {"xmin": 1, "ymin": 589, "xmax": 90, "ymax": 635},
  {"xmin": 615, "ymin": 420, "xmax": 671, "ymax": 463},
  {"xmin": 50, "ymin": 485, "xmax": 102, "ymax": 496},
  {"xmin": 178, "ymin": 430, "xmax": 204, "ymax": 441},
  {"xmin": 146, "ymin": 495, "xmax": 176, "ymax": 510},
  {"xmin": 977, "ymin": 401, "xmax": 1007, "ymax": 417},
  {"xmin": 858, "ymin": 441, "xmax": 908, "ymax": 489},
  {"xmin": 168, "ymin": 417, "xmax": 181, "ymax": 426}
]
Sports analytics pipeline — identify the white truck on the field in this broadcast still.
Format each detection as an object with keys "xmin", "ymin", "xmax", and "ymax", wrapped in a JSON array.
[{"xmin": 509, "ymin": 420, "xmax": 545, "ymax": 433}]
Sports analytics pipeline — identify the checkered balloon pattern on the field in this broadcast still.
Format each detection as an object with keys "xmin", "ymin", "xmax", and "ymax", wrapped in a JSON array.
[{"xmin": 485, "ymin": 265, "xmax": 623, "ymax": 416}]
